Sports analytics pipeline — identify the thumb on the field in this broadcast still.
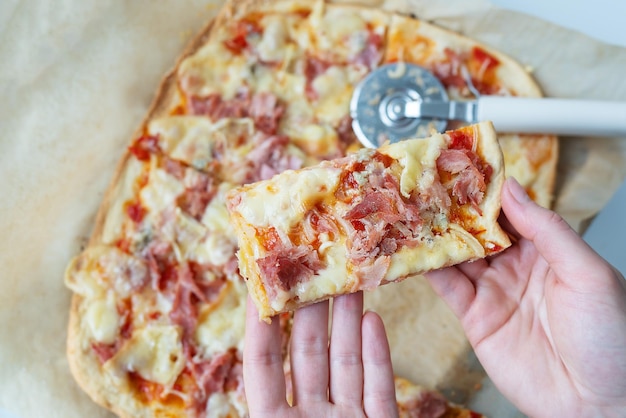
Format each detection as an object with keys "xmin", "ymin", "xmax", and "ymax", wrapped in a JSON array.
[{"xmin": 501, "ymin": 177, "xmax": 614, "ymax": 290}]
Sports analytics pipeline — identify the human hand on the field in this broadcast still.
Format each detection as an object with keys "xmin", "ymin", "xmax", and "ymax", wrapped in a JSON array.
[
  {"xmin": 426, "ymin": 177, "xmax": 626, "ymax": 417},
  {"xmin": 243, "ymin": 291, "xmax": 399, "ymax": 418}
]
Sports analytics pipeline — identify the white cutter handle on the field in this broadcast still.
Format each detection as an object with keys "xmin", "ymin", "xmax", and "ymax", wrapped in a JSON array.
[{"xmin": 477, "ymin": 96, "xmax": 626, "ymax": 137}]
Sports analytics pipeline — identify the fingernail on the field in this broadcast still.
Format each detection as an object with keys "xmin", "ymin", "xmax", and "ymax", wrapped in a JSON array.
[{"xmin": 507, "ymin": 177, "xmax": 529, "ymax": 204}]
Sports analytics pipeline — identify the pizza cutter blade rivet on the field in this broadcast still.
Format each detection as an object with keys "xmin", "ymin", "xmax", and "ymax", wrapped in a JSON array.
[{"xmin": 351, "ymin": 62, "xmax": 449, "ymax": 147}]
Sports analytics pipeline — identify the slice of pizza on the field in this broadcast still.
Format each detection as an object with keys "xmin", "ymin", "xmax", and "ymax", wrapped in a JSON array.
[
  {"xmin": 395, "ymin": 378, "xmax": 485, "ymax": 418},
  {"xmin": 227, "ymin": 121, "xmax": 511, "ymax": 321}
]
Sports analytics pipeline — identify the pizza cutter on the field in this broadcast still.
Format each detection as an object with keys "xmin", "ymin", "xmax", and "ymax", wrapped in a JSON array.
[{"xmin": 350, "ymin": 62, "xmax": 626, "ymax": 148}]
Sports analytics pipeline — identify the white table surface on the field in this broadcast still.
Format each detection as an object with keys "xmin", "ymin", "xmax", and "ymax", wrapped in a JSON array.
[{"xmin": 1, "ymin": 2, "xmax": 624, "ymax": 418}]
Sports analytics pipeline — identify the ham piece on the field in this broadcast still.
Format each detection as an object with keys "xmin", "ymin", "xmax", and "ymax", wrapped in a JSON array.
[{"xmin": 190, "ymin": 90, "xmax": 285, "ymax": 136}]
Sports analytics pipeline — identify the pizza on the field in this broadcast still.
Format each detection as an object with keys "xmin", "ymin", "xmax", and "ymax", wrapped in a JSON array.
[
  {"xmin": 395, "ymin": 378, "xmax": 485, "ymax": 418},
  {"xmin": 227, "ymin": 122, "xmax": 510, "ymax": 320},
  {"xmin": 63, "ymin": 0, "xmax": 557, "ymax": 417}
]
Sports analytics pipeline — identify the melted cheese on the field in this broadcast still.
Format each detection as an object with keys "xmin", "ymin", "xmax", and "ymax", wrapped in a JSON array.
[
  {"xmin": 380, "ymin": 134, "xmax": 446, "ymax": 198},
  {"xmin": 140, "ymin": 164, "xmax": 185, "ymax": 216},
  {"xmin": 310, "ymin": 7, "xmax": 367, "ymax": 59},
  {"xmin": 65, "ymin": 246, "xmax": 147, "ymax": 300},
  {"xmin": 294, "ymin": 237, "xmax": 349, "ymax": 303},
  {"xmin": 306, "ymin": 5, "xmax": 388, "ymax": 61},
  {"xmin": 500, "ymin": 135, "xmax": 534, "ymax": 186},
  {"xmin": 312, "ymin": 65, "xmax": 353, "ymax": 124},
  {"xmin": 234, "ymin": 166, "xmax": 342, "ymax": 233},
  {"xmin": 195, "ymin": 182, "xmax": 238, "ymax": 266},
  {"xmin": 148, "ymin": 117, "xmax": 255, "ymax": 175},
  {"xmin": 109, "ymin": 325, "xmax": 185, "ymax": 387},
  {"xmin": 165, "ymin": 209, "xmax": 207, "ymax": 261},
  {"xmin": 385, "ymin": 223, "xmax": 484, "ymax": 280},
  {"xmin": 201, "ymin": 183, "xmax": 236, "ymax": 236},
  {"xmin": 85, "ymin": 291, "xmax": 120, "ymax": 344},
  {"xmin": 178, "ymin": 39, "xmax": 252, "ymax": 99},
  {"xmin": 101, "ymin": 157, "xmax": 145, "ymax": 245},
  {"xmin": 256, "ymin": 15, "xmax": 289, "ymax": 63},
  {"xmin": 206, "ymin": 393, "xmax": 232, "ymax": 418},
  {"xmin": 205, "ymin": 390, "xmax": 248, "ymax": 418},
  {"xmin": 195, "ymin": 280, "xmax": 247, "ymax": 359},
  {"xmin": 289, "ymin": 123, "xmax": 339, "ymax": 156}
]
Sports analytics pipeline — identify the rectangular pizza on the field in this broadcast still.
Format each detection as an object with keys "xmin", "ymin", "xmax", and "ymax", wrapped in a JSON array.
[{"xmin": 226, "ymin": 121, "xmax": 511, "ymax": 321}]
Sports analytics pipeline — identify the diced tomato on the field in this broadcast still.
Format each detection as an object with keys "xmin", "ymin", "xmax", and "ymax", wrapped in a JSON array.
[
  {"xmin": 128, "ymin": 135, "xmax": 160, "ymax": 161},
  {"xmin": 126, "ymin": 201, "xmax": 146, "ymax": 223},
  {"xmin": 223, "ymin": 19, "xmax": 263, "ymax": 54},
  {"xmin": 351, "ymin": 220, "xmax": 365, "ymax": 231},
  {"xmin": 472, "ymin": 46, "xmax": 500, "ymax": 71},
  {"xmin": 448, "ymin": 128, "xmax": 475, "ymax": 151},
  {"xmin": 130, "ymin": 372, "xmax": 164, "ymax": 403},
  {"xmin": 257, "ymin": 226, "xmax": 282, "ymax": 251},
  {"xmin": 373, "ymin": 151, "xmax": 394, "ymax": 168},
  {"xmin": 115, "ymin": 238, "xmax": 131, "ymax": 253},
  {"xmin": 342, "ymin": 172, "xmax": 360, "ymax": 190}
]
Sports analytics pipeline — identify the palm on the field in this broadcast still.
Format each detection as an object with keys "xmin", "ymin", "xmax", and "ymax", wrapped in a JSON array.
[{"xmin": 427, "ymin": 179, "xmax": 626, "ymax": 417}]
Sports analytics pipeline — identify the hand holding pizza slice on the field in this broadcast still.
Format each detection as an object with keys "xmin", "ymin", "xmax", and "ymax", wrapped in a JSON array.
[{"xmin": 227, "ymin": 121, "xmax": 511, "ymax": 321}]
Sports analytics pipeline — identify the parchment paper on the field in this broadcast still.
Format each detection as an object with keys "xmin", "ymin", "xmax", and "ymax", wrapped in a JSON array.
[{"xmin": 1, "ymin": 0, "xmax": 625, "ymax": 417}]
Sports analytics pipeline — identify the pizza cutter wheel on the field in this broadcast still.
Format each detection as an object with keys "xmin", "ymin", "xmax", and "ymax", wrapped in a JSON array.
[{"xmin": 350, "ymin": 62, "xmax": 626, "ymax": 148}]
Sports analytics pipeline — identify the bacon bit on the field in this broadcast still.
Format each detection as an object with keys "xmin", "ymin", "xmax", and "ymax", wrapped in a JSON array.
[
  {"xmin": 448, "ymin": 128, "xmax": 475, "ymax": 151},
  {"xmin": 257, "ymin": 248, "xmax": 322, "ymax": 291},
  {"xmin": 353, "ymin": 31, "xmax": 384, "ymax": 69},
  {"xmin": 223, "ymin": 19, "xmax": 263, "ymax": 55},
  {"xmin": 189, "ymin": 94, "xmax": 223, "ymax": 117},
  {"xmin": 345, "ymin": 191, "xmax": 395, "ymax": 220},
  {"xmin": 431, "ymin": 48, "xmax": 467, "ymax": 89},
  {"xmin": 91, "ymin": 342, "xmax": 116, "ymax": 364},
  {"xmin": 336, "ymin": 115, "xmax": 358, "ymax": 149},
  {"xmin": 249, "ymin": 92, "xmax": 286, "ymax": 135},
  {"xmin": 304, "ymin": 55, "xmax": 332, "ymax": 100},
  {"xmin": 470, "ymin": 412, "xmax": 484, "ymax": 418},
  {"xmin": 472, "ymin": 46, "xmax": 500, "ymax": 72},
  {"xmin": 245, "ymin": 133, "xmax": 302, "ymax": 183},
  {"xmin": 126, "ymin": 201, "xmax": 146, "ymax": 223},
  {"xmin": 128, "ymin": 135, "xmax": 160, "ymax": 161},
  {"xmin": 178, "ymin": 189, "xmax": 216, "ymax": 221},
  {"xmin": 191, "ymin": 90, "xmax": 285, "ymax": 135}
]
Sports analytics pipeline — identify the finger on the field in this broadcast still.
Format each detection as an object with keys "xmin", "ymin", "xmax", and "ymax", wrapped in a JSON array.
[
  {"xmin": 362, "ymin": 311, "xmax": 398, "ymax": 417},
  {"xmin": 501, "ymin": 177, "xmax": 615, "ymax": 290},
  {"xmin": 243, "ymin": 296, "xmax": 288, "ymax": 412},
  {"xmin": 425, "ymin": 266, "xmax": 476, "ymax": 319},
  {"xmin": 290, "ymin": 300, "xmax": 330, "ymax": 404},
  {"xmin": 329, "ymin": 292, "xmax": 364, "ymax": 406}
]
